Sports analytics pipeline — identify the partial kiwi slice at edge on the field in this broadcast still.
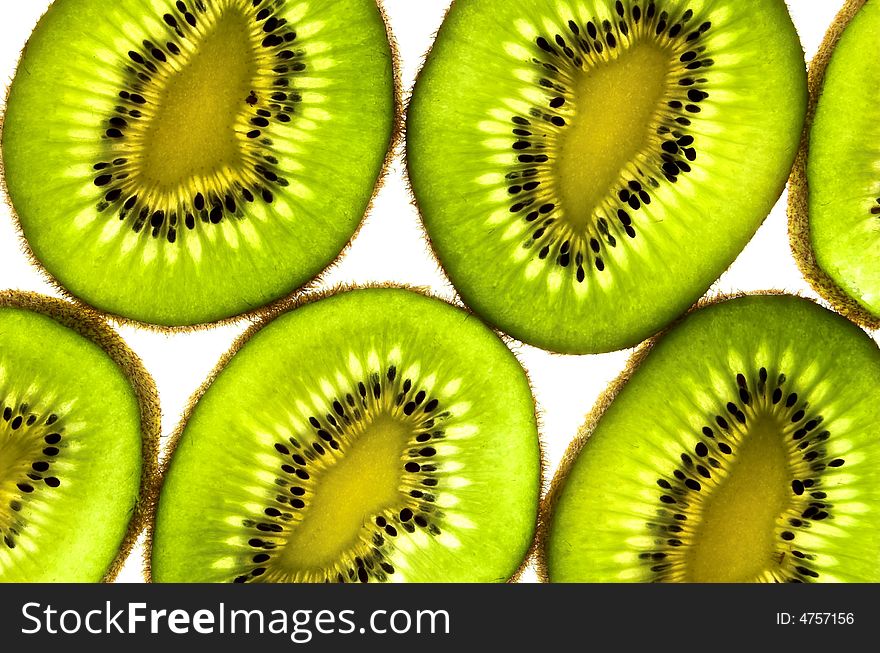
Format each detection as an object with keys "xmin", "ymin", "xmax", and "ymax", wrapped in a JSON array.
[
  {"xmin": 788, "ymin": 0, "xmax": 880, "ymax": 330},
  {"xmin": 150, "ymin": 287, "xmax": 541, "ymax": 583},
  {"xmin": 1, "ymin": 0, "xmax": 396, "ymax": 327},
  {"xmin": 408, "ymin": 0, "xmax": 807, "ymax": 354},
  {"xmin": 542, "ymin": 293, "xmax": 880, "ymax": 582},
  {"xmin": 0, "ymin": 291, "xmax": 159, "ymax": 582}
]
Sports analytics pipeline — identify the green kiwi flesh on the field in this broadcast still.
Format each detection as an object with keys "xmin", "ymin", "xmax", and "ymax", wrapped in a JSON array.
[
  {"xmin": 150, "ymin": 288, "xmax": 540, "ymax": 583},
  {"xmin": 0, "ymin": 292, "xmax": 159, "ymax": 582},
  {"xmin": 543, "ymin": 294, "xmax": 880, "ymax": 582},
  {"xmin": 407, "ymin": 0, "xmax": 807, "ymax": 354},
  {"xmin": 1, "ymin": 0, "xmax": 395, "ymax": 327},
  {"xmin": 789, "ymin": 0, "xmax": 880, "ymax": 329}
]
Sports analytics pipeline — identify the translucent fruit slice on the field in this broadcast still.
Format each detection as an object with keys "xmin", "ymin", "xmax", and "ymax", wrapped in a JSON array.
[
  {"xmin": 1, "ymin": 0, "xmax": 395, "ymax": 326},
  {"xmin": 0, "ymin": 292, "xmax": 158, "ymax": 582},
  {"xmin": 789, "ymin": 0, "xmax": 880, "ymax": 329},
  {"xmin": 151, "ymin": 288, "xmax": 541, "ymax": 583},
  {"xmin": 408, "ymin": 0, "xmax": 807, "ymax": 353},
  {"xmin": 544, "ymin": 295, "xmax": 880, "ymax": 583}
]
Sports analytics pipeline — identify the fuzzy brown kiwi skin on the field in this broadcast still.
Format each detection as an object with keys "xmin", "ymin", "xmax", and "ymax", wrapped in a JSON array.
[
  {"xmin": 144, "ymin": 282, "xmax": 545, "ymax": 583},
  {"xmin": 787, "ymin": 0, "xmax": 880, "ymax": 332},
  {"xmin": 401, "ymin": 0, "xmax": 465, "ymax": 312},
  {"xmin": 534, "ymin": 290, "xmax": 798, "ymax": 583},
  {"xmin": 0, "ymin": 1, "xmax": 403, "ymax": 334},
  {"xmin": 0, "ymin": 290, "xmax": 161, "ymax": 583}
]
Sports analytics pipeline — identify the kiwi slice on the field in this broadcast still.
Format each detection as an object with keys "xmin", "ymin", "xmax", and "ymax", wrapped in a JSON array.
[
  {"xmin": 150, "ymin": 287, "xmax": 540, "ymax": 583},
  {"xmin": 788, "ymin": 0, "xmax": 880, "ymax": 330},
  {"xmin": 407, "ymin": 0, "xmax": 807, "ymax": 354},
  {"xmin": 1, "ymin": 0, "xmax": 396, "ymax": 327},
  {"xmin": 0, "ymin": 291, "xmax": 159, "ymax": 582},
  {"xmin": 542, "ymin": 294, "xmax": 880, "ymax": 582}
]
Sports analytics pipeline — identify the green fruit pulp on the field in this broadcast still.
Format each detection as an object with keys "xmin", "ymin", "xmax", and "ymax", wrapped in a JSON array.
[
  {"xmin": 0, "ymin": 296, "xmax": 146, "ymax": 582},
  {"xmin": 807, "ymin": 0, "xmax": 880, "ymax": 321},
  {"xmin": 408, "ymin": 0, "xmax": 807, "ymax": 353},
  {"xmin": 547, "ymin": 295, "xmax": 880, "ymax": 583},
  {"xmin": 152, "ymin": 288, "xmax": 541, "ymax": 583},
  {"xmin": 2, "ymin": 0, "xmax": 395, "ymax": 326}
]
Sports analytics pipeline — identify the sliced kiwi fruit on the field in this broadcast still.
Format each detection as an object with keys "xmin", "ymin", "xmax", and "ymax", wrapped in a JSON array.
[
  {"xmin": 150, "ymin": 287, "xmax": 540, "ymax": 583},
  {"xmin": 789, "ymin": 0, "xmax": 880, "ymax": 330},
  {"xmin": 1, "ymin": 0, "xmax": 396, "ymax": 327},
  {"xmin": 407, "ymin": 0, "xmax": 807, "ymax": 354},
  {"xmin": 0, "ymin": 291, "xmax": 159, "ymax": 582},
  {"xmin": 542, "ymin": 294, "xmax": 880, "ymax": 582}
]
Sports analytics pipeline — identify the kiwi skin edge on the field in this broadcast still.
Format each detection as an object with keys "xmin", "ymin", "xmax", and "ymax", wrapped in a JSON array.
[
  {"xmin": 533, "ymin": 290, "xmax": 808, "ymax": 583},
  {"xmin": 400, "ymin": 0, "xmax": 454, "ymax": 296},
  {"xmin": 398, "ymin": 0, "xmax": 503, "ymax": 348},
  {"xmin": 787, "ymin": 0, "xmax": 880, "ymax": 331},
  {"xmin": 144, "ymin": 283, "xmax": 546, "ymax": 584},
  {"xmin": 0, "ymin": 0, "xmax": 403, "ymax": 334},
  {"xmin": 0, "ymin": 290, "xmax": 161, "ymax": 582}
]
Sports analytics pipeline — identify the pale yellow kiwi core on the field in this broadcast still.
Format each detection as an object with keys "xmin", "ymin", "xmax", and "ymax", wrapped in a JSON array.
[
  {"xmin": 555, "ymin": 43, "xmax": 670, "ymax": 227},
  {"xmin": 685, "ymin": 413, "xmax": 793, "ymax": 582},
  {"xmin": 278, "ymin": 414, "xmax": 411, "ymax": 571},
  {"xmin": 139, "ymin": 8, "xmax": 257, "ymax": 190}
]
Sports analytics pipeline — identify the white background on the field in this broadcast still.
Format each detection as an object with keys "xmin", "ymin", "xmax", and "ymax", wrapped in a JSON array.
[{"xmin": 0, "ymin": 0, "xmax": 873, "ymax": 583}]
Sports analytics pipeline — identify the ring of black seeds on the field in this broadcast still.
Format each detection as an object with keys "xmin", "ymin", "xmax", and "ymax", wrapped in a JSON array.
[
  {"xmin": 508, "ymin": 1, "xmax": 711, "ymax": 280},
  {"xmin": 0, "ymin": 401, "xmax": 65, "ymax": 552},
  {"xmin": 642, "ymin": 367, "xmax": 842, "ymax": 582},
  {"xmin": 91, "ymin": 0, "xmax": 304, "ymax": 244},
  {"xmin": 232, "ymin": 364, "xmax": 448, "ymax": 583}
]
